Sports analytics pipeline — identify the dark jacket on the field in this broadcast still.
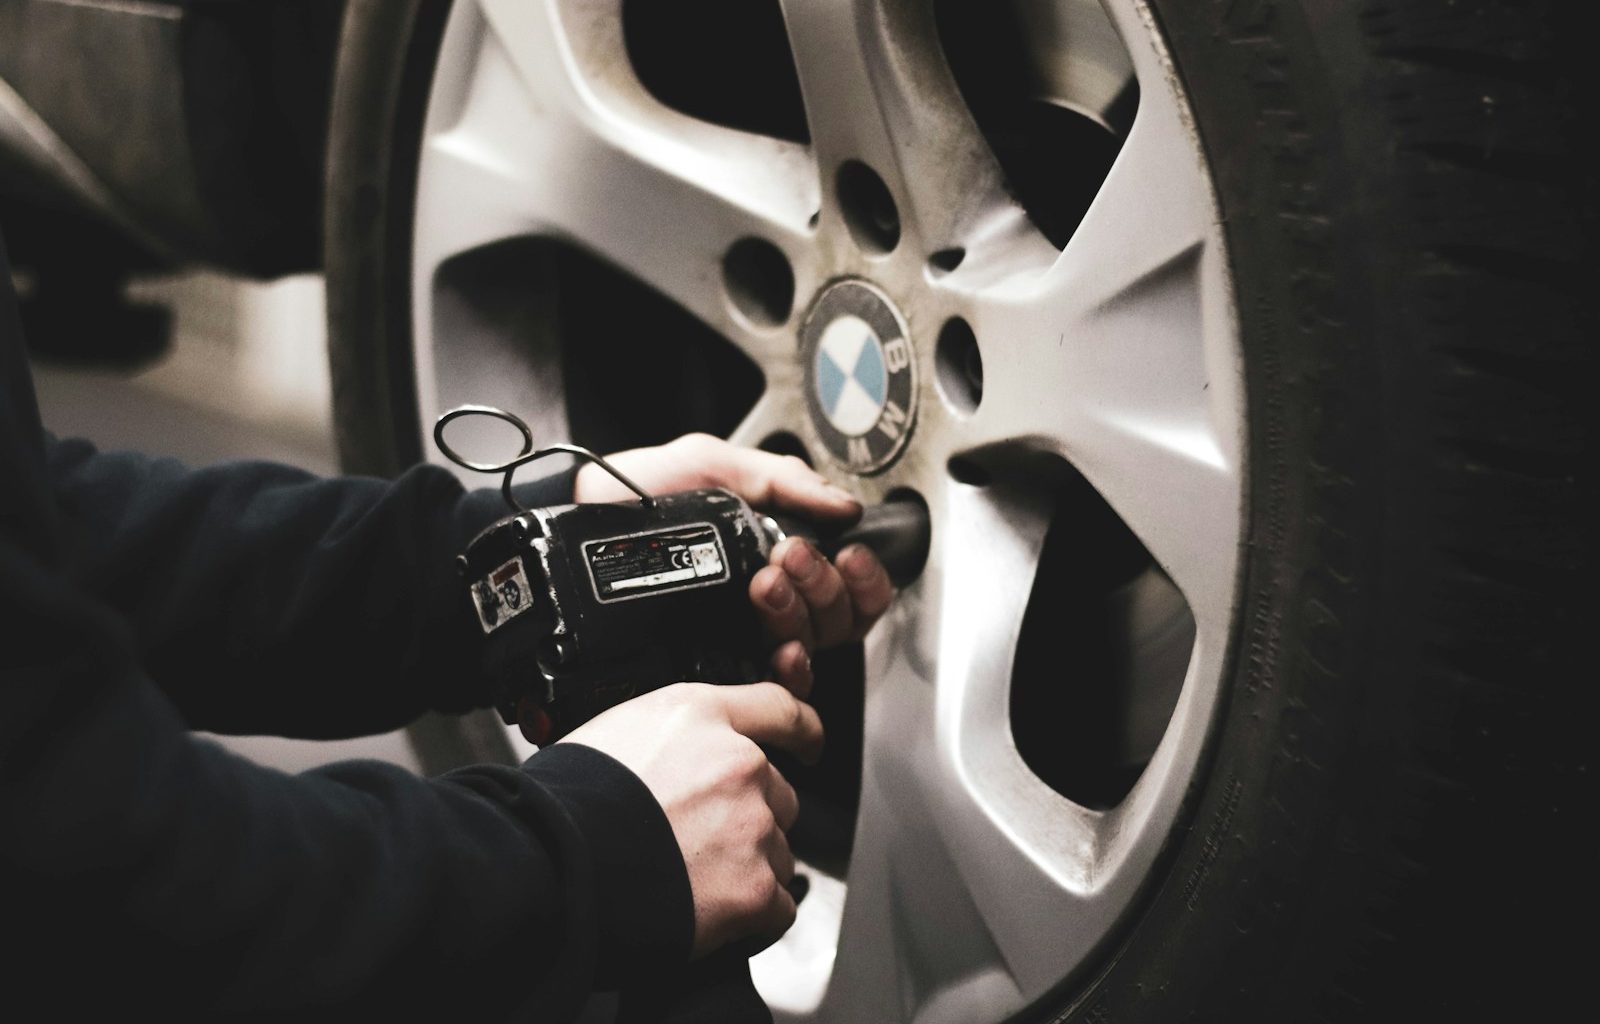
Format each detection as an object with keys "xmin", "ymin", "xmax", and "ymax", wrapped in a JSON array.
[{"xmin": 0, "ymin": 232, "xmax": 691, "ymax": 1019}]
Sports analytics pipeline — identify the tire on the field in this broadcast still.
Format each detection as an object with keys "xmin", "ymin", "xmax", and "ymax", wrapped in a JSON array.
[
  {"xmin": 1064, "ymin": 2, "xmax": 1592, "ymax": 1020},
  {"xmin": 324, "ymin": 1, "xmax": 1592, "ymax": 1020}
]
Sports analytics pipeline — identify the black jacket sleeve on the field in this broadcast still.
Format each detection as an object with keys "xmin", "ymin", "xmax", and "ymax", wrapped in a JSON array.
[
  {"xmin": 1, "ymin": 536, "xmax": 692, "ymax": 1016},
  {"xmin": 1, "ymin": 230, "xmax": 693, "ymax": 1017},
  {"xmin": 42, "ymin": 434, "xmax": 571, "ymax": 738}
]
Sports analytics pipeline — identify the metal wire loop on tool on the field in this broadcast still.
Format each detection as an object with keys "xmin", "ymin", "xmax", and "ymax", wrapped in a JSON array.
[{"xmin": 433, "ymin": 404, "xmax": 655, "ymax": 512}]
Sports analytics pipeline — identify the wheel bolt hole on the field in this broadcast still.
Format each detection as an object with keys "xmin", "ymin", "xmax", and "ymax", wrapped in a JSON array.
[
  {"xmin": 947, "ymin": 456, "xmax": 990, "ymax": 487},
  {"xmin": 928, "ymin": 247, "xmax": 965, "ymax": 275},
  {"xmin": 723, "ymin": 237, "xmax": 795, "ymax": 327},
  {"xmin": 934, "ymin": 316, "xmax": 983, "ymax": 415},
  {"xmin": 758, "ymin": 431, "xmax": 813, "ymax": 466},
  {"xmin": 837, "ymin": 160, "xmax": 900, "ymax": 254},
  {"xmin": 873, "ymin": 487, "xmax": 932, "ymax": 588}
]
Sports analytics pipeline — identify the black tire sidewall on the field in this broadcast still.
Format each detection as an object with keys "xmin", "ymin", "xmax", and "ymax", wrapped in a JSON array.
[
  {"xmin": 325, "ymin": 0, "xmax": 521, "ymax": 773},
  {"xmin": 1041, "ymin": 2, "xmax": 1590, "ymax": 1021},
  {"xmin": 325, "ymin": 0, "xmax": 451, "ymax": 480}
]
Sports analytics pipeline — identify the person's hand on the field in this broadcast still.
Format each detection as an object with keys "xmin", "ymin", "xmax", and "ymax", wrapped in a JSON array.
[
  {"xmin": 559, "ymin": 681, "xmax": 823, "ymax": 957},
  {"xmin": 574, "ymin": 434, "xmax": 897, "ymax": 695},
  {"xmin": 574, "ymin": 432, "xmax": 859, "ymax": 517}
]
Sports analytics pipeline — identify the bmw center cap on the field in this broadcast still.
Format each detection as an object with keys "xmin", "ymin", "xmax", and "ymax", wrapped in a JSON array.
[{"xmin": 800, "ymin": 279, "xmax": 917, "ymax": 474}]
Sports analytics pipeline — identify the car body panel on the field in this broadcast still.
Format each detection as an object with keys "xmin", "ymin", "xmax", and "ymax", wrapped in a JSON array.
[{"xmin": 0, "ymin": 0, "xmax": 344, "ymax": 276}]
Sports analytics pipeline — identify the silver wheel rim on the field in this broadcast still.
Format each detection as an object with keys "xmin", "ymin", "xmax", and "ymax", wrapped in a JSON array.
[{"xmin": 409, "ymin": 2, "xmax": 1244, "ymax": 1020}]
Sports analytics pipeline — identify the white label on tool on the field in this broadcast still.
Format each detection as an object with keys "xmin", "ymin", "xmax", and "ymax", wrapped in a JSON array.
[
  {"xmin": 584, "ymin": 524, "xmax": 729, "ymax": 603},
  {"xmin": 471, "ymin": 557, "xmax": 534, "ymax": 634},
  {"xmin": 690, "ymin": 542, "xmax": 724, "ymax": 577}
]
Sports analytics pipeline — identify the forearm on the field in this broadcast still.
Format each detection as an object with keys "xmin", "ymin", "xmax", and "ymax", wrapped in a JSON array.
[
  {"xmin": 2, "ymin": 539, "xmax": 688, "ymax": 1016},
  {"xmin": 44, "ymin": 435, "xmax": 573, "ymax": 736}
]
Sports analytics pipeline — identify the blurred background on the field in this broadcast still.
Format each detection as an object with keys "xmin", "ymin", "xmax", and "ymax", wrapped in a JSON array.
[
  {"xmin": 24, "ymin": 269, "xmax": 421, "ymax": 774},
  {"xmin": 3, "ymin": 0, "xmax": 419, "ymax": 770}
]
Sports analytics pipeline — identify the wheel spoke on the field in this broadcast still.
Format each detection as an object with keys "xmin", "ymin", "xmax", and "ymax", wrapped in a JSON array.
[
  {"xmin": 415, "ymin": 0, "xmax": 819, "ymax": 383},
  {"xmin": 808, "ymin": 484, "xmax": 1049, "ymax": 1019},
  {"xmin": 778, "ymin": 0, "xmax": 1022, "ymax": 254},
  {"xmin": 806, "ymin": 480, "xmax": 1221, "ymax": 1019},
  {"xmin": 948, "ymin": 72, "xmax": 1240, "ymax": 618},
  {"xmin": 1013, "ymin": 0, "xmax": 1137, "ymax": 130},
  {"xmin": 726, "ymin": 384, "xmax": 808, "ymax": 452}
]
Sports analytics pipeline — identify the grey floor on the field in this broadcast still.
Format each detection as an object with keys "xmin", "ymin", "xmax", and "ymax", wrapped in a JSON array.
[
  {"xmin": 28, "ymin": 271, "xmax": 421, "ymax": 775},
  {"xmin": 32, "ymin": 360, "xmax": 336, "ymax": 474}
]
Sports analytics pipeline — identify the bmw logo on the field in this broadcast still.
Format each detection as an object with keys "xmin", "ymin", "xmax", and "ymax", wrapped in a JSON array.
[{"xmin": 799, "ymin": 279, "xmax": 917, "ymax": 474}]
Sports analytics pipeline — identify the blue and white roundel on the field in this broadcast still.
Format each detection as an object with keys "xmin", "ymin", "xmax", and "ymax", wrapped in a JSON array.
[
  {"xmin": 814, "ymin": 315, "xmax": 888, "ymax": 437},
  {"xmin": 798, "ymin": 279, "xmax": 917, "ymax": 474}
]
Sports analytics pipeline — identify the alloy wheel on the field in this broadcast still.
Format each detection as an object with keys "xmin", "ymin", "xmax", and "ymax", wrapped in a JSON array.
[{"xmin": 407, "ymin": 1, "xmax": 1243, "ymax": 1018}]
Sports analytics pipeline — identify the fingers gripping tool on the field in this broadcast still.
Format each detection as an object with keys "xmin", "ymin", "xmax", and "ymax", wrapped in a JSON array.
[{"xmin": 435, "ymin": 405, "xmax": 930, "ymax": 746}]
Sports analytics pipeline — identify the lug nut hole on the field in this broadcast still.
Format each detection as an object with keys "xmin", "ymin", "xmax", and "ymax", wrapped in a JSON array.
[
  {"xmin": 723, "ymin": 237, "xmax": 796, "ymax": 327},
  {"xmin": 837, "ymin": 160, "xmax": 901, "ymax": 254},
  {"xmin": 759, "ymin": 431, "xmax": 813, "ymax": 466},
  {"xmin": 928, "ymin": 248, "xmax": 965, "ymax": 275},
  {"xmin": 948, "ymin": 456, "xmax": 990, "ymax": 487},
  {"xmin": 935, "ymin": 317, "xmax": 983, "ymax": 416}
]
